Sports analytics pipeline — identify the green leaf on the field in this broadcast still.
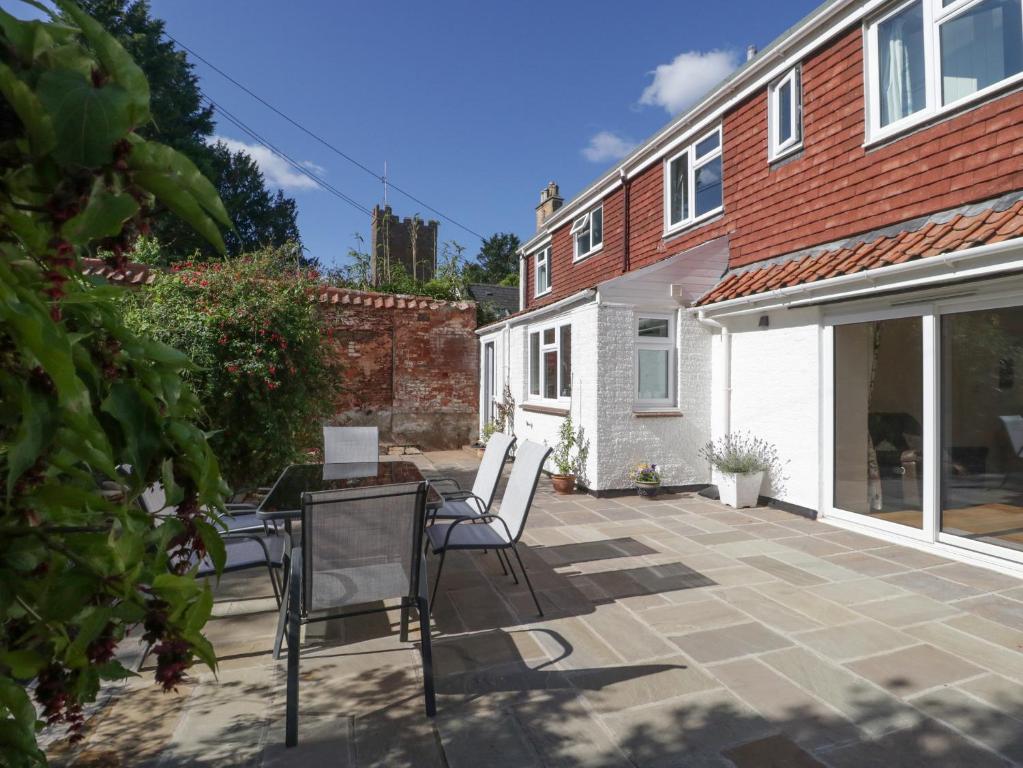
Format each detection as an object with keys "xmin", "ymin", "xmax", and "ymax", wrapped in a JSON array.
[
  {"xmin": 54, "ymin": 0, "xmax": 150, "ymax": 124},
  {"xmin": 134, "ymin": 169, "xmax": 225, "ymax": 254},
  {"xmin": 129, "ymin": 141, "xmax": 231, "ymax": 228},
  {"xmin": 152, "ymin": 572, "xmax": 201, "ymax": 597},
  {"xmin": 183, "ymin": 630, "xmax": 217, "ymax": 672},
  {"xmin": 65, "ymin": 607, "xmax": 111, "ymax": 666},
  {"xmin": 194, "ymin": 519, "xmax": 225, "ymax": 575},
  {"xmin": 0, "ymin": 677, "xmax": 37, "ymax": 729},
  {"xmin": 6, "ymin": 384, "xmax": 55, "ymax": 497},
  {"xmin": 101, "ymin": 382, "xmax": 161, "ymax": 477},
  {"xmin": 185, "ymin": 586, "xmax": 213, "ymax": 634},
  {"xmin": 0, "ymin": 60, "xmax": 56, "ymax": 154},
  {"xmin": 61, "ymin": 181, "xmax": 139, "ymax": 245},
  {"xmin": 36, "ymin": 69, "xmax": 131, "ymax": 167},
  {"xmin": 96, "ymin": 660, "xmax": 137, "ymax": 681},
  {"xmin": 0, "ymin": 651, "xmax": 46, "ymax": 681}
]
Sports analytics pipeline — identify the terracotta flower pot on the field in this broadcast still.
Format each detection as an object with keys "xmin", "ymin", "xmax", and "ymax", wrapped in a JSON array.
[{"xmin": 551, "ymin": 474, "xmax": 576, "ymax": 494}]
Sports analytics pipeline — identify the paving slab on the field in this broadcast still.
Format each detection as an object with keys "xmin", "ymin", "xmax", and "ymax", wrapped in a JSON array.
[{"xmin": 845, "ymin": 644, "xmax": 984, "ymax": 697}]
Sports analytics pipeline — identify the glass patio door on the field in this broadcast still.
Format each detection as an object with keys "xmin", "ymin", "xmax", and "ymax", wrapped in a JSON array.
[
  {"xmin": 828, "ymin": 291, "xmax": 1023, "ymax": 563},
  {"xmin": 939, "ymin": 305, "xmax": 1023, "ymax": 556}
]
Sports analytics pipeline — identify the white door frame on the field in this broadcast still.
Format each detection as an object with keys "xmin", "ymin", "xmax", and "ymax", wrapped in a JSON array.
[{"xmin": 821, "ymin": 278, "xmax": 1023, "ymax": 567}]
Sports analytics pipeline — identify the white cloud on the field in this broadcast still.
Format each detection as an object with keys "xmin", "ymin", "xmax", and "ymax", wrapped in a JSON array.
[
  {"xmin": 211, "ymin": 135, "xmax": 323, "ymax": 191},
  {"xmin": 581, "ymin": 131, "xmax": 637, "ymax": 163},
  {"xmin": 639, "ymin": 50, "xmax": 740, "ymax": 115}
]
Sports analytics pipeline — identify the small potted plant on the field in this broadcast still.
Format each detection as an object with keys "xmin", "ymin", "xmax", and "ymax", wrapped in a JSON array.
[
  {"xmin": 477, "ymin": 419, "xmax": 498, "ymax": 457},
  {"xmin": 701, "ymin": 432, "xmax": 780, "ymax": 509},
  {"xmin": 550, "ymin": 415, "xmax": 588, "ymax": 494},
  {"xmin": 631, "ymin": 463, "xmax": 662, "ymax": 497}
]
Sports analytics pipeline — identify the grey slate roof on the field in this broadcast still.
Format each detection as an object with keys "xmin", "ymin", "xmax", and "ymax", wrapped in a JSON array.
[{"xmin": 468, "ymin": 283, "xmax": 519, "ymax": 316}]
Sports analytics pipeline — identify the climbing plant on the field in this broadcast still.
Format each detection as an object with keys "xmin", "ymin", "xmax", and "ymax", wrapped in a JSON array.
[{"xmin": 0, "ymin": 2, "xmax": 232, "ymax": 763}]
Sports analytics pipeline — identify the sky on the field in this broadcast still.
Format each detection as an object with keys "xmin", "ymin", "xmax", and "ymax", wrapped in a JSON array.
[{"xmin": 28, "ymin": 0, "xmax": 822, "ymax": 268}]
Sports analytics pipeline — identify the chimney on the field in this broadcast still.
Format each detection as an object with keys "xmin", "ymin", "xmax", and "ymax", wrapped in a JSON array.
[
  {"xmin": 535, "ymin": 181, "xmax": 563, "ymax": 231},
  {"xmin": 746, "ymin": 44, "xmax": 757, "ymax": 61}
]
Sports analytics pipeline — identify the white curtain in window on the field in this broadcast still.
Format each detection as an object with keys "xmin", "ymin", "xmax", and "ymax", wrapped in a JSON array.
[{"xmin": 884, "ymin": 18, "xmax": 915, "ymax": 122}]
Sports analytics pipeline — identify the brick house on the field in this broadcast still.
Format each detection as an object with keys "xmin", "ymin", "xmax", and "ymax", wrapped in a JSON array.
[{"xmin": 479, "ymin": 0, "xmax": 1023, "ymax": 574}]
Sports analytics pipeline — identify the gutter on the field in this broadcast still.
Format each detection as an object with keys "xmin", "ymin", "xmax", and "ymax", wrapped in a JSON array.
[
  {"xmin": 475, "ymin": 288, "xmax": 597, "ymax": 336},
  {"xmin": 692, "ymin": 237, "xmax": 1023, "ymax": 319}
]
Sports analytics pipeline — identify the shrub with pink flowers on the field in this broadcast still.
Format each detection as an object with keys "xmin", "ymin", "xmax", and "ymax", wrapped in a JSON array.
[{"xmin": 123, "ymin": 246, "xmax": 337, "ymax": 491}]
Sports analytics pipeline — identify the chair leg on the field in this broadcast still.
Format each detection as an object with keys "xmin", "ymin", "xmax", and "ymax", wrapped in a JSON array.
[
  {"xmin": 399, "ymin": 599, "xmax": 410, "ymax": 643},
  {"xmin": 430, "ymin": 549, "xmax": 447, "ymax": 613},
  {"xmin": 510, "ymin": 544, "xmax": 543, "ymax": 617},
  {"xmin": 494, "ymin": 549, "xmax": 508, "ymax": 576},
  {"xmin": 284, "ymin": 612, "xmax": 300, "ymax": 747},
  {"xmin": 267, "ymin": 562, "xmax": 281, "ymax": 606},
  {"xmin": 417, "ymin": 596, "xmax": 436, "ymax": 717},
  {"xmin": 500, "ymin": 550, "xmax": 519, "ymax": 584},
  {"xmin": 272, "ymin": 556, "xmax": 291, "ymax": 659}
]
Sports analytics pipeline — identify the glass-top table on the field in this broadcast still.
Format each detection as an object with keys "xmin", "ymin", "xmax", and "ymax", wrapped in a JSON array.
[{"xmin": 257, "ymin": 461, "xmax": 443, "ymax": 521}]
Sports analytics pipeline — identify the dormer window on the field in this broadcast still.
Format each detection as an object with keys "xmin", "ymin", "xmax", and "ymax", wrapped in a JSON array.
[
  {"xmin": 534, "ymin": 245, "xmax": 552, "ymax": 296},
  {"xmin": 769, "ymin": 67, "xmax": 803, "ymax": 161},
  {"xmin": 572, "ymin": 204, "xmax": 603, "ymax": 260}
]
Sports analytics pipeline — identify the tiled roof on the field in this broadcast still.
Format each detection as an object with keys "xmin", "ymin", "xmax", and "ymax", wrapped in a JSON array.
[
  {"xmin": 80, "ymin": 258, "xmax": 473, "ymax": 310},
  {"xmin": 468, "ymin": 283, "xmax": 519, "ymax": 315},
  {"xmin": 696, "ymin": 193, "xmax": 1023, "ymax": 306},
  {"xmin": 81, "ymin": 258, "xmax": 158, "ymax": 286}
]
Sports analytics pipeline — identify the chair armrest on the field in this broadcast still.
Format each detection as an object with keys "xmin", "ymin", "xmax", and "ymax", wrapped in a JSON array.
[
  {"xmin": 428, "ymin": 477, "xmax": 462, "ymax": 493},
  {"xmin": 225, "ymin": 502, "xmax": 258, "ymax": 512}
]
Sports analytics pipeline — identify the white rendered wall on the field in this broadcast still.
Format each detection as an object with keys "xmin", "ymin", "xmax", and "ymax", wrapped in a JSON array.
[
  {"xmin": 720, "ymin": 308, "xmax": 822, "ymax": 511},
  {"xmin": 594, "ymin": 304, "xmax": 713, "ymax": 490}
]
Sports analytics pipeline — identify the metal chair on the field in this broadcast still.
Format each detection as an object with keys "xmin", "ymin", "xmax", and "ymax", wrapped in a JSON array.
[
  {"xmin": 276, "ymin": 482, "xmax": 435, "ymax": 747},
  {"xmin": 138, "ymin": 482, "xmax": 286, "ymax": 605},
  {"xmin": 426, "ymin": 440, "xmax": 552, "ymax": 617},
  {"xmin": 429, "ymin": 432, "xmax": 516, "ymax": 521},
  {"xmin": 322, "ymin": 425, "xmax": 379, "ymax": 464}
]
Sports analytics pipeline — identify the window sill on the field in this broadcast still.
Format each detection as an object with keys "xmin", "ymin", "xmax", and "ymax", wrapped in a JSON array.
[
  {"xmin": 768, "ymin": 142, "xmax": 803, "ymax": 165},
  {"xmin": 662, "ymin": 210, "xmax": 723, "ymax": 242},
  {"xmin": 632, "ymin": 409, "xmax": 683, "ymax": 418},
  {"xmin": 521, "ymin": 403, "xmax": 570, "ymax": 417},
  {"xmin": 573, "ymin": 243, "xmax": 603, "ymax": 263},
  {"xmin": 534, "ymin": 288, "xmax": 552, "ymax": 299}
]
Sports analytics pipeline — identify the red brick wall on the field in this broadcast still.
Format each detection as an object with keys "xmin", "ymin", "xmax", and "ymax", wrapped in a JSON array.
[
  {"xmin": 526, "ymin": 22, "xmax": 1023, "ymax": 308},
  {"xmin": 317, "ymin": 293, "xmax": 478, "ymax": 450}
]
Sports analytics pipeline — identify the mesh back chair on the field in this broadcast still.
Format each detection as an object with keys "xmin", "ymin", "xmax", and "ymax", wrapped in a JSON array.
[
  {"xmin": 430, "ymin": 432, "xmax": 516, "ymax": 522},
  {"xmin": 322, "ymin": 425, "xmax": 379, "ymax": 464},
  {"xmin": 426, "ymin": 440, "xmax": 552, "ymax": 617},
  {"xmin": 138, "ymin": 482, "xmax": 286, "ymax": 605},
  {"xmin": 277, "ymin": 482, "xmax": 435, "ymax": 747}
]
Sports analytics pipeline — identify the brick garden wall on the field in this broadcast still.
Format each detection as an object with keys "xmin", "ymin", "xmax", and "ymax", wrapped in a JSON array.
[{"xmin": 316, "ymin": 287, "xmax": 479, "ymax": 450}]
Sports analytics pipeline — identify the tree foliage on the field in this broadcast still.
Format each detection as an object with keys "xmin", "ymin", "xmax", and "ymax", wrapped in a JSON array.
[
  {"xmin": 464, "ymin": 232, "xmax": 520, "ymax": 285},
  {"xmin": 0, "ymin": 3, "xmax": 232, "ymax": 762},
  {"xmin": 122, "ymin": 248, "xmax": 337, "ymax": 491},
  {"xmin": 73, "ymin": 0, "xmax": 302, "ymax": 260}
]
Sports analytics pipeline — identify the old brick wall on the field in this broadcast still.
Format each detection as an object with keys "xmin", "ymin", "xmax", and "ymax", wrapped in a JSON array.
[
  {"xmin": 317, "ymin": 287, "xmax": 478, "ymax": 450},
  {"xmin": 523, "ymin": 20, "xmax": 1023, "ymax": 310}
]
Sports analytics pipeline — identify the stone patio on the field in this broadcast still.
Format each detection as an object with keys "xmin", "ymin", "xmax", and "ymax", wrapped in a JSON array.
[{"xmin": 51, "ymin": 450, "xmax": 1023, "ymax": 767}]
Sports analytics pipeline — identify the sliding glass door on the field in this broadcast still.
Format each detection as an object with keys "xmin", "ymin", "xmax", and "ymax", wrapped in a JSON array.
[
  {"xmin": 828, "ymin": 291, "xmax": 1023, "ymax": 563},
  {"xmin": 941, "ymin": 306, "xmax": 1023, "ymax": 554}
]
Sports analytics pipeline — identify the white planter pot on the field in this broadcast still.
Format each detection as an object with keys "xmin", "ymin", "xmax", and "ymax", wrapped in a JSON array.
[{"xmin": 717, "ymin": 470, "xmax": 764, "ymax": 509}]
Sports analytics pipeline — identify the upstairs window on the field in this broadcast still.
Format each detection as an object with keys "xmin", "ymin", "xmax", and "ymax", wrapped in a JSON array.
[
  {"xmin": 534, "ymin": 246, "xmax": 552, "ymax": 296},
  {"xmin": 665, "ymin": 127, "xmax": 723, "ymax": 234},
  {"xmin": 528, "ymin": 323, "xmax": 572, "ymax": 401},
  {"xmin": 866, "ymin": 0, "xmax": 1023, "ymax": 141},
  {"xmin": 572, "ymin": 204, "xmax": 603, "ymax": 260},
  {"xmin": 635, "ymin": 315, "xmax": 676, "ymax": 407},
  {"xmin": 769, "ymin": 67, "xmax": 803, "ymax": 160}
]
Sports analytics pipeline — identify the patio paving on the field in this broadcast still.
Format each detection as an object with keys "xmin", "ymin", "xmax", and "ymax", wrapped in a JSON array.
[{"xmin": 49, "ymin": 450, "xmax": 1023, "ymax": 767}]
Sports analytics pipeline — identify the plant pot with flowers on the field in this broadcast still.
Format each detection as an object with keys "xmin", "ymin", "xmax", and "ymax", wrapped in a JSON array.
[
  {"xmin": 701, "ymin": 432, "xmax": 781, "ymax": 509},
  {"xmin": 631, "ymin": 463, "xmax": 662, "ymax": 497},
  {"xmin": 550, "ymin": 415, "xmax": 589, "ymax": 494}
]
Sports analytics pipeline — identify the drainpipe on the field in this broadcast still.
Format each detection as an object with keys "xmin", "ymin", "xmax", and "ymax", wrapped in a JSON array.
[
  {"xmin": 696, "ymin": 311, "xmax": 731, "ymax": 437},
  {"xmin": 518, "ymin": 251, "xmax": 526, "ymax": 311},
  {"xmin": 619, "ymin": 167, "xmax": 631, "ymax": 275}
]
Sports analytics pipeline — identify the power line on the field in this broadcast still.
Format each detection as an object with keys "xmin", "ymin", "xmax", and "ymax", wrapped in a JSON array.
[
  {"xmin": 201, "ymin": 95, "xmax": 373, "ymax": 218},
  {"xmin": 165, "ymin": 32, "xmax": 485, "ymax": 242}
]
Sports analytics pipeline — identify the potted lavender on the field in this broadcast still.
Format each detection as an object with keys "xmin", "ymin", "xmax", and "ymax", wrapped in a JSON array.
[
  {"xmin": 631, "ymin": 463, "xmax": 662, "ymax": 497},
  {"xmin": 701, "ymin": 432, "xmax": 780, "ymax": 509}
]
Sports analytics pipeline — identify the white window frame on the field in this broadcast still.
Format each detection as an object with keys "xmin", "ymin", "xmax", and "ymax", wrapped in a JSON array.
[
  {"xmin": 663, "ymin": 126, "xmax": 724, "ymax": 237},
  {"xmin": 534, "ymin": 246, "xmax": 552, "ymax": 297},
  {"xmin": 768, "ymin": 66, "xmax": 803, "ymax": 161},
  {"xmin": 572, "ymin": 204, "xmax": 603, "ymax": 261},
  {"xmin": 634, "ymin": 314, "xmax": 677, "ymax": 409},
  {"xmin": 527, "ymin": 322, "xmax": 571, "ymax": 404},
  {"xmin": 864, "ymin": 0, "xmax": 1023, "ymax": 144}
]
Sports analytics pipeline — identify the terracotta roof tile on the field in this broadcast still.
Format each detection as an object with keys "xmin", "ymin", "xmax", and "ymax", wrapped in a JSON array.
[{"xmin": 696, "ymin": 194, "xmax": 1023, "ymax": 307}]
